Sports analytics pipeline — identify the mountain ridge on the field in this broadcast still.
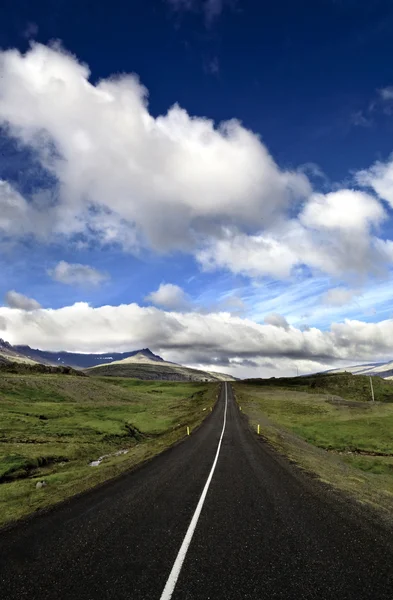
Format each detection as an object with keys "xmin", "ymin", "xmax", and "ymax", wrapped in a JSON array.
[
  {"xmin": 11, "ymin": 344, "xmax": 163, "ymax": 369},
  {"xmin": 0, "ymin": 339, "xmax": 236, "ymax": 381},
  {"xmin": 326, "ymin": 360, "xmax": 393, "ymax": 380}
]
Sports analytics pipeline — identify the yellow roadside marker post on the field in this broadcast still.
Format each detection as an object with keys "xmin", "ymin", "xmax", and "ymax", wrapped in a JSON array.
[
  {"xmin": 187, "ymin": 426, "xmax": 190, "ymax": 436},
  {"xmin": 257, "ymin": 424, "xmax": 260, "ymax": 435}
]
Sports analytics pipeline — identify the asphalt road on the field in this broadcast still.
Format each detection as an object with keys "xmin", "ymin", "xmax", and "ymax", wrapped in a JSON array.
[{"xmin": 1, "ymin": 383, "xmax": 393, "ymax": 599}]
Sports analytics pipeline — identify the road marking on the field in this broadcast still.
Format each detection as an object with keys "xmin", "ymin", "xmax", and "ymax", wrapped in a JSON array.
[{"xmin": 159, "ymin": 382, "xmax": 229, "ymax": 600}]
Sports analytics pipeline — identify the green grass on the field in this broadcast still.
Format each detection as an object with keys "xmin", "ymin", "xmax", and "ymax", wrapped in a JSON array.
[
  {"xmin": 0, "ymin": 373, "xmax": 217, "ymax": 527},
  {"xmin": 235, "ymin": 379, "xmax": 393, "ymax": 515},
  {"xmin": 243, "ymin": 372, "xmax": 393, "ymax": 403}
]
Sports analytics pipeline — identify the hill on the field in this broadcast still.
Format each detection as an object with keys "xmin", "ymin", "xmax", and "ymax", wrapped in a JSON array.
[
  {"xmin": 243, "ymin": 372, "xmax": 393, "ymax": 403},
  {"xmin": 86, "ymin": 352, "xmax": 236, "ymax": 382},
  {"xmin": 0, "ymin": 339, "xmax": 40, "ymax": 365},
  {"xmin": 326, "ymin": 360, "xmax": 393, "ymax": 379},
  {"xmin": 0, "ymin": 361, "xmax": 85, "ymax": 376}
]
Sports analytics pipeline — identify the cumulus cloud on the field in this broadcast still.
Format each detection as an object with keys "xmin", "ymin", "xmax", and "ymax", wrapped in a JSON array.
[
  {"xmin": 357, "ymin": 158, "xmax": 393, "ymax": 208},
  {"xmin": 145, "ymin": 283, "xmax": 190, "ymax": 310},
  {"xmin": 0, "ymin": 43, "xmax": 392, "ymax": 286},
  {"xmin": 264, "ymin": 313, "xmax": 290, "ymax": 329},
  {"xmin": 300, "ymin": 190, "xmax": 385, "ymax": 232},
  {"xmin": 48, "ymin": 261, "xmax": 108, "ymax": 286},
  {"xmin": 198, "ymin": 228, "xmax": 298, "ymax": 278},
  {"xmin": 198, "ymin": 189, "xmax": 389, "ymax": 279},
  {"xmin": 0, "ymin": 179, "xmax": 57, "ymax": 241},
  {"xmin": 322, "ymin": 288, "xmax": 357, "ymax": 306},
  {"xmin": 0, "ymin": 180, "xmax": 32, "ymax": 237},
  {"xmin": 4, "ymin": 290, "xmax": 41, "ymax": 311},
  {"xmin": 0, "ymin": 43, "xmax": 309, "ymax": 253},
  {"xmin": 1, "ymin": 301, "xmax": 393, "ymax": 377}
]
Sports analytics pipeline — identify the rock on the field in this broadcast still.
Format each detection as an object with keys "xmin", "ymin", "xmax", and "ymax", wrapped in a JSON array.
[
  {"xmin": 114, "ymin": 449, "xmax": 128, "ymax": 457},
  {"xmin": 35, "ymin": 480, "xmax": 47, "ymax": 489}
]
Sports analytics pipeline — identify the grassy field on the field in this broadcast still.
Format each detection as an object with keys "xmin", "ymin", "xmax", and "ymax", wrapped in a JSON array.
[
  {"xmin": 0, "ymin": 373, "xmax": 217, "ymax": 527},
  {"xmin": 235, "ymin": 375, "xmax": 393, "ymax": 515},
  {"xmin": 243, "ymin": 372, "xmax": 393, "ymax": 402}
]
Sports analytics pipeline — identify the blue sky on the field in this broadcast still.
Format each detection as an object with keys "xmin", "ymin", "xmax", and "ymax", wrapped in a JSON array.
[{"xmin": 2, "ymin": 0, "xmax": 393, "ymax": 376}]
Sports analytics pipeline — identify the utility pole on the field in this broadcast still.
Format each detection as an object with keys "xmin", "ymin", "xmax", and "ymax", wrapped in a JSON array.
[{"xmin": 370, "ymin": 377, "xmax": 375, "ymax": 402}]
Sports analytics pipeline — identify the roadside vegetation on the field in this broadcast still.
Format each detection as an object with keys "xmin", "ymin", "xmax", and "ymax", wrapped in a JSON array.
[
  {"xmin": 235, "ymin": 373, "xmax": 393, "ymax": 515},
  {"xmin": 0, "ymin": 372, "xmax": 217, "ymax": 527}
]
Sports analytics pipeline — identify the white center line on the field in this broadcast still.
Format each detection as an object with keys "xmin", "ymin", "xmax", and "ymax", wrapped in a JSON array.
[{"xmin": 159, "ymin": 382, "xmax": 229, "ymax": 600}]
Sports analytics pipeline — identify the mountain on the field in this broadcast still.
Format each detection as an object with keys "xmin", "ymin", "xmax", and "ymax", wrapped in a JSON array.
[
  {"xmin": 86, "ymin": 352, "xmax": 236, "ymax": 382},
  {"xmin": 12, "ymin": 345, "xmax": 164, "ymax": 369},
  {"xmin": 0, "ymin": 339, "xmax": 40, "ymax": 365},
  {"xmin": 0, "ymin": 339, "xmax": 236, "ymax": 381},
  {"xmin": 326, "ymin": 360, "xmax": 393, "ymax": 380}
]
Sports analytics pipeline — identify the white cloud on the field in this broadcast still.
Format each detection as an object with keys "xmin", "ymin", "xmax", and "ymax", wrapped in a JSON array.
[
  {"xmin": 0, "ymin": 44, "xmax": 392, "ymax": 287},
  {"xmin": 264, "ymin": 313, "xmax": 289, "ymax": 329},
  {"xmin": 145, "ymin": 283, "xmax": 189, "ymax": 310},
  {"xmin": 300, "ymin": 190, "xmax": 385, "ymax": 232},
  {"xmin": 218, "ymin": 295, "xmax": 245, "ymax": 315},
  {"xmin": 1, "ymin": 301, "xmax": 393, "ymax": 377},
  {"xmin": 4, "ymin": 290, "xmax": 41, "ymax": 310},
  {"xmin": 197, "ymin": 227, "xmax": 299, "ymax": 278},
  {"xmin": 0, "ymin": 180, "xmax": 31, "ymax": 237},
  {"xmin": 198, "ymin": 190, "xmax": 389, "ymax": 279},
  {"xmin": 0, "ymin": 43, "xmax": 310, "ymax": 255},
  {"xmin": 48, "ymin": 261, "xmax": 108, "ymax": 286},
  {"xmin": 357, "ymin": 158, "xmax": 393, "ymax": 208},
  {"xmin": 0, "ymin": 179, "xmax": 56, "ymax": 241},
  {"xmin": 321, "ymin": 288, "xmax": 357, "ymax": 307}
]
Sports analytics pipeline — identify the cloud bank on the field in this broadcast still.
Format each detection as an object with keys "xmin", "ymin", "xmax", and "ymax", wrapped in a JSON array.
[{"xmin": 1, "ymin": 301, "xmax": 393, "ymax": 376}]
